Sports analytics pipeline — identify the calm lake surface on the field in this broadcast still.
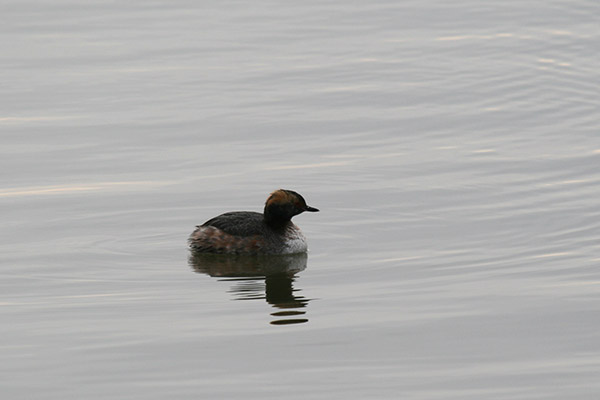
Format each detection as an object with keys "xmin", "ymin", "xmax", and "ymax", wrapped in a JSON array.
[{"xmin": 2, "ymin": 1, "xmax": 599, "ymax": 398}]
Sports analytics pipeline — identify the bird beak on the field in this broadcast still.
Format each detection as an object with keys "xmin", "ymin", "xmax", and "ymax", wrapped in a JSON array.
[{"xmin": 305, "ymin": 206, "xmax": 319, "ymax": 212}]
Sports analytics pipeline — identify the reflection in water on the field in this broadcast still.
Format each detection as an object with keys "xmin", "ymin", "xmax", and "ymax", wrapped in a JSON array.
[{"xmin": 189, "ymin": 253, "xmax": 311, "ymax": 325}]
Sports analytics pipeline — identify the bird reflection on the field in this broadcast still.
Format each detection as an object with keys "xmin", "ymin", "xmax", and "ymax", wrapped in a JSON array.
[{"xmin": 189, "ymin": 252, "xmax": 311, "ymax": 325}]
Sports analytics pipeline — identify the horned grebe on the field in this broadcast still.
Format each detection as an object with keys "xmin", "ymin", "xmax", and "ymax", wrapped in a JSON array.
[{"xmin": 189, "ymin": 189, "xmax": 319, "ymax": 254}]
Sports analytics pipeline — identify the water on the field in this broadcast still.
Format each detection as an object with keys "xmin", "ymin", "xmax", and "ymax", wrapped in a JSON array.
[{"xmin": 2, "ymin": 1, "xmax": 599, "ymax": 398}]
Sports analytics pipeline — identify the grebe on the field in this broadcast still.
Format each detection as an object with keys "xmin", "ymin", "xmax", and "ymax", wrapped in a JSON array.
[{"xmin": 189, "ymin": 189, "xmax": 318, "ymax": 254}]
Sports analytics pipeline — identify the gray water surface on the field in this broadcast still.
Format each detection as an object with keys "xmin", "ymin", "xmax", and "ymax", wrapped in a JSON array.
[{"xmin": 2, "ymin": 1, "xmax": 600, "ymax": 399}]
